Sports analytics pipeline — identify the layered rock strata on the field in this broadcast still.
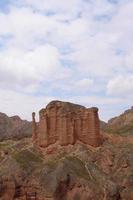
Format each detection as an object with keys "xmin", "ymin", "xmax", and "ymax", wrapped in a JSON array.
[{"xmin": 32, "ymin": 101, "xmax": 101, "ymax": 147}]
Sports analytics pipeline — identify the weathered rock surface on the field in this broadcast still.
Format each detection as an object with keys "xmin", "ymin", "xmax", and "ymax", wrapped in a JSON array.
[
  {"xmin": 101, "ymin": 106, "xmax": 133, "ymax": 136},
  {"xmin": 33, "ymin": 100, "xmax": 101, "ymax": 148},
  {"xmin": 0, "ymin": 137, "xmax": 132, "ymax": 200},
  {"xmin": 0, "ymin": 112, "xmax": 32, "ymax": 140}
]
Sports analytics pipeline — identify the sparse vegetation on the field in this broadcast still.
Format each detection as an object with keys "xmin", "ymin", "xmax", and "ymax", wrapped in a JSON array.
[
  {"xmin": 64, "ymin": 156, "xmax": 90, "ymax": 180},
  {"xmin": 13, "ymin": 149, "xmax": 43, "ymax": 173}
]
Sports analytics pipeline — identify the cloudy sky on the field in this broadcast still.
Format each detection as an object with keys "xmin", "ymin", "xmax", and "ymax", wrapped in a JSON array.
[{"xmin": 0, "ymin": 0, "xmax": 133, "ymax": 121}]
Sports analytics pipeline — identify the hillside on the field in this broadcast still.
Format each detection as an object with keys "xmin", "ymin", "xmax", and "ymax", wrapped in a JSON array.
[
  {"xmin": 0, "ymin": 112, "xmax": 32, "ymax": 140},
  {"xmin": 0, "ymin": 137, "xmax": 132, "ymax": 200},
  {"xmin": 101, "ymin": 107, "xmax": 133, "ymax": 136}
]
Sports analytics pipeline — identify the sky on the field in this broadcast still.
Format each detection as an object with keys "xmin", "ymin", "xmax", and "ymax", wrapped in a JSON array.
[{"xmin": 0, "ymin": 0, "xmax": 133, "ymax": 121}]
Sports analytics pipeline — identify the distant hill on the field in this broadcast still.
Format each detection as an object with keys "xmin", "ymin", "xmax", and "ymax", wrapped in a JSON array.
[
  {"xmin": 0, "ymin": 112, "xmax": 32, "ymax": 140},
  {"xmin": 101, "ymin": 107, "xmax": 133, "ymax": 136}
]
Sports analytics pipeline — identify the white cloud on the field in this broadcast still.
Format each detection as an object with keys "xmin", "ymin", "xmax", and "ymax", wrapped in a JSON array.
[
  {"xmin": 125, "ymin": 52, "xmax": 133, "ymax": 71},
  {"xmin": 74, "ymin": 78, "xmax": 94, "ymax": 92},
  {"xmin": 11, "ymin": 0, "xmax": 83, "ymax": 18},
  {"xmin": 0, "ymin": 7, "xmax": 59, "ymax": 49},
  {"xmin": 107, "ymin": 75, "xmax": 133, "ymax": 96},
  {"xmin": 0, "ymin": 88, "xmax": 55, "ymax": 120},
  {"xmin": 0, "ymin": 44, "xmax": 62, "ymax": 90},
  {"xmin": 0, "ymin": 0, "xmax": 133, "ymax": 120},
  {"xmin": 52, "ymin": 78, "xmax": 94, "ymax": 94}
]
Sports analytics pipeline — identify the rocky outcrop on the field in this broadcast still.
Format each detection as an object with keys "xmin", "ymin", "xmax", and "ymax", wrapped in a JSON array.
[
  {"xmin": 101, "ymin": 106, "xmax": 133, "ymax": 136},
  {"xmin": 0, "ymin": 112, "xmax": 32, "ymax": 140},
  {"xmin": 32, "ymin": 100, "xmax": 101, "ymax": 148}
]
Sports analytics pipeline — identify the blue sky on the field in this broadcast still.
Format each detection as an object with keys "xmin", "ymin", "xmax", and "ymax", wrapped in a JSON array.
[{"xmin": 0, "ymin": 0, "xmax": 133, "ymax": 121}]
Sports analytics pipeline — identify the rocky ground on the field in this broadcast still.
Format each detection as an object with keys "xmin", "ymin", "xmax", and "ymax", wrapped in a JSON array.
[{"xmin": 0, "ymin": 133, "xmax": 132, "ymax": 200}]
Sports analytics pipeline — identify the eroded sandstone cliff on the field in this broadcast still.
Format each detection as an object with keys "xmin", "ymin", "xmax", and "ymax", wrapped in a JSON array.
[{"xmin": 32, "ymin": 101, "xmax": 101, "ymax": 148}]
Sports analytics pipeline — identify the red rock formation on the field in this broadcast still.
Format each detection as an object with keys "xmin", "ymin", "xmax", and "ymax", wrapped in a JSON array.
[{"xmin": 32, "ymin": 101, "xmax": 101, "ymax": 147}]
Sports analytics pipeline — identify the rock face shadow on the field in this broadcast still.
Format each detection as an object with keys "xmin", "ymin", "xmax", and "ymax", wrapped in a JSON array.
[{"xmin": 54, "ymin": 174, "xmax": 70, "ymax": 200}]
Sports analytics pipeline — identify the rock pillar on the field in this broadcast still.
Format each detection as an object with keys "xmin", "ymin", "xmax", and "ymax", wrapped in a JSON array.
[
  {"xmin": 87, "ymin": 107, "xmax": 101, "ymax": 147},
  {"xmin": 38, "ymin": 110, "xmax": 48, "ymax": 147},
  {"xmin": 32, "ymin": 112, "xmax": 37, "ymax": 141}
]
